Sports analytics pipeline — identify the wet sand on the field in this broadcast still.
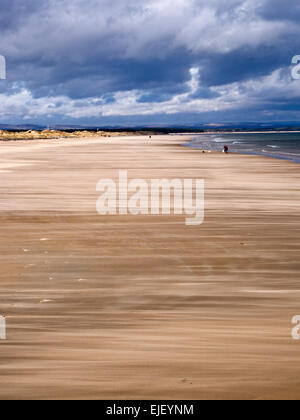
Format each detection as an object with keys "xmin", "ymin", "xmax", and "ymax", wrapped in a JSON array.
[{"xmin": 0, "ymin": 135, "xmax": 300, "ymax": 400}]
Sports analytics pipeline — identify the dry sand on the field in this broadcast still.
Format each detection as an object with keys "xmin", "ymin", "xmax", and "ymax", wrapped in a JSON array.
[{"xmin": 0, "ymin": 135, "xmax": 300, "ymax": 400}]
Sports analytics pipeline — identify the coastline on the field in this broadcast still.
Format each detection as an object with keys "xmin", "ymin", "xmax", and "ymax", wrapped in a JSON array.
[
  {"xmin": 2, "ymin": 130, "xmax": 300, "ymax": 165},
  {"xmin": 1, "ymin": 135, "xmax": 300, "ymax": 400},
  {"xmin": 184, "ymin": 133, "xmax": 300, "ymax": 164}
]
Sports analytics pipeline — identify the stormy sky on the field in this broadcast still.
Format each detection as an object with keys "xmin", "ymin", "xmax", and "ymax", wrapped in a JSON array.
[{"xmin": 0, "ymin": 0, "xmax": 300, "ymax": 126}]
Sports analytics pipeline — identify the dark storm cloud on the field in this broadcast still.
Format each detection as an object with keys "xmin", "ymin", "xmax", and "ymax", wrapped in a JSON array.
[
  {"xmin": 0, "ymin": 0, "xmax": 300, "ymax": 123},
  {"xmin": 258, "ymin": 0, "xmax": 300, "ymax": 21},
  {"xmin": 0, "ymin": 0, "xmax": 48, "ymax": 31}
]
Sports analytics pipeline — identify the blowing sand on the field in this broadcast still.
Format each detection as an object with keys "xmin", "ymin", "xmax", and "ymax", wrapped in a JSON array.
[{"xmin": 0, "ymin": 135, "xmax": 300, "ymax": 400}]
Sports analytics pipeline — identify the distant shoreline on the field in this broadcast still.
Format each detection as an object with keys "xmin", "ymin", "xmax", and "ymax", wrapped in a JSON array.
[
  {"xmin": 184, "ymin": 131, "xmax": 300, "ymax": 164},
  {"xmin": 179, "ymin": 130, "xmax": 300, "ymax": 135},
  {"xmin": 1, "ymin": 129, "xmax": 300, "ymax": 142}
]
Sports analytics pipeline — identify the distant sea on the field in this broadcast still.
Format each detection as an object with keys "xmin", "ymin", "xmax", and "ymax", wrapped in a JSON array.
[{"xmin": 186, "ymin": 132, "xmax": 300, "ymax": 163}]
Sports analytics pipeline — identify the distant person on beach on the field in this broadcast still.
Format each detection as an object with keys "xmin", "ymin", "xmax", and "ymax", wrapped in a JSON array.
[{"xmin": 223, "ymin": 145, "xmax": 229, "ymax": 153}]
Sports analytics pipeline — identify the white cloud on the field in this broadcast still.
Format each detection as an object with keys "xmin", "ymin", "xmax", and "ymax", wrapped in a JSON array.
[
  {"xmin": 0, "ymin": 0, "xmax": 296, "ymax": 60},
  {"xmin": 1, "ymin": 65, "xmax": 299, "ymax": 120},
  {"xmin": 0, "ymin": 0, "xmax": 300, "ymax": 122}
]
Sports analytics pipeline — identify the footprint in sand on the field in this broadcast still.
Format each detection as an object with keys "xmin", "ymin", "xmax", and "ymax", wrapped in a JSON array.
[{"xmin": 181, "ymin": 378, "xmax": 193, "ymax": 385}]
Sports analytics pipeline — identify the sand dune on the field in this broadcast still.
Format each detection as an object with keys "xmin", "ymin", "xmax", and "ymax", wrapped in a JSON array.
[
  {"xmin": 0, "ymin": 129, "xmax": 141, "ymax": 141},
  {"xmin": 0, "ymin": 135, "xmax": 300, "ymax": 400}
]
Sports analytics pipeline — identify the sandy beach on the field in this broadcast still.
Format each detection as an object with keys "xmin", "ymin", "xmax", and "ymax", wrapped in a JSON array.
[{"xmin": 0, "ymin": 135, "xmax": 300, "ymax": 400}]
